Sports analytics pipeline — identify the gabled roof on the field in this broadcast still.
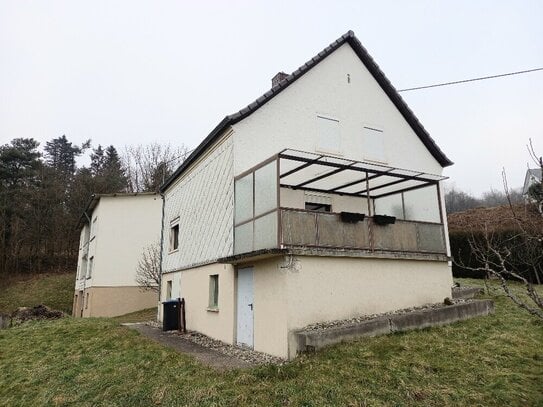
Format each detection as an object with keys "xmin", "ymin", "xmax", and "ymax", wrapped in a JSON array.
[{"xmin": 161, "ymin": 30, "xmax": 453, "ymax": 192}]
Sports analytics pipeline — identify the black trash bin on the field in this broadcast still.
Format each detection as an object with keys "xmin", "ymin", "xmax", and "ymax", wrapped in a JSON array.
[{"xmin": 162, "ymin": 299, "xmax": 180, "ymax": 331}]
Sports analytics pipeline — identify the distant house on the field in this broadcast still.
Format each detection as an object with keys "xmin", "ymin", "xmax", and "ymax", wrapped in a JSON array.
[
  {"xmin": 522, "ymin": 168, "xmax": 542, "ymax": 197},
  {"xmin": 73, "ymin": 193, "xmax": 161, "ymax": 318},
  {"xmin": 159, "ymin": 31, "xmax": 454, "ymax": 359}
]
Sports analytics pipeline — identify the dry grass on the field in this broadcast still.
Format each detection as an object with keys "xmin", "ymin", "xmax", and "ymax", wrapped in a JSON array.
[{"xmin": 0, "ymin": 278, "xmax": 541, "ymax": 406}]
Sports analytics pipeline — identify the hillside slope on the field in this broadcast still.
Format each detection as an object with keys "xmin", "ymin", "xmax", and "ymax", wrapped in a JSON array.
[{"xmin": 0, "ymin": 273, "xmax": 75, "ymax": 314}]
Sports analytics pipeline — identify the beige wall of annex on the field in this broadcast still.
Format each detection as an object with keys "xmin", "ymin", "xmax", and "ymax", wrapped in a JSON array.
[
  {"xmin": 175, "ymin": 263, "xmax": 236, "ymax": 344},
  {"xmin": 285, "ymin": 256, "xmax": 453, "ymax": 332},
  {"xmin": 81, "ymin": 286, "xmax": 157, "ymax": 317}
]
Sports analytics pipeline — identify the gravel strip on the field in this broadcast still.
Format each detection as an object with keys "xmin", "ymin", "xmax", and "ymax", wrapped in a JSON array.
[
  {"xmin": 144, "ymin": 321, "xmax": 285, "ymax": 365},
  {"xmin": 301, "ymin": 299, "xmax": 471, "ymax": 332}
]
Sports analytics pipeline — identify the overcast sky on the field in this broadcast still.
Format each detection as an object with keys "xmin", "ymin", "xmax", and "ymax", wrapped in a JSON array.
[{"xmin": 1, "ymin": 1, "xmax": 542, "ymax": 195}]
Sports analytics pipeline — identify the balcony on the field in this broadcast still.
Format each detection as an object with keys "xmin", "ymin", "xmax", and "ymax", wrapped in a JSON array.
[
  {"xmin": 225, "ymin": 149, "xmax": 448, "ymax": 263},
  {"xmin": 280, "ymin": 209, "xmax": 446, "ymax": 255}
]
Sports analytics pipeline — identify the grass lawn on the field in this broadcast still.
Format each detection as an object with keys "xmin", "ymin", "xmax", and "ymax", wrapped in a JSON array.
[
  {"xmin": 113, "ymin": 307, "xmax": 157, "ymax": 323},
  {"xmin": 0, "ymin": 272, "xmax": 75, "ymax": 314},
  {"xmin": 0, "ymin": 279, "xmax": 542, "ymax": 406}
]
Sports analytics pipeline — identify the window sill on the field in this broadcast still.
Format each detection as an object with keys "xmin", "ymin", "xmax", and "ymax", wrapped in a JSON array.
[{"xmin": 206, "ymin": 307, "xmax": 219, "ymax": 313}]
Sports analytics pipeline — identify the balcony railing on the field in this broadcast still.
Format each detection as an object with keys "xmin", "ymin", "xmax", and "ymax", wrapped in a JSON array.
[{"xmin": 279, "ymin": 208, "xmax": 446, "ymax": 255}]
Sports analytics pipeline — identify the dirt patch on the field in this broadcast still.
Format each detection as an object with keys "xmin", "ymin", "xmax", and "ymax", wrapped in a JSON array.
[{"xmin": 10, "ymin": 304, "xmax": 65, "ymax": 326}]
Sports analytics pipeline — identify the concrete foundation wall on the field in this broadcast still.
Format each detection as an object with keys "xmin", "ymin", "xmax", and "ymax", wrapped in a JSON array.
[
  {"xmin": 161, "ymin": 263, "xmax": 236, "ymax": 345},
  {"xmin": 285, "ymin": 256, "xmax": 452, "ymax": 330},
  {"xmin": 74, "ymin": 286, "xmax": 157, "ymax": 318},
  {"xmin": 249, "ymin": 255, "xmax": 453, "ymax": 359}
]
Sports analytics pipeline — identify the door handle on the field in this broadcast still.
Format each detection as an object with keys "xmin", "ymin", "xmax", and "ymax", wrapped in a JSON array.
[{"xmin": 248, "ymin": 303, "xmax": 253, "ymax": 310}]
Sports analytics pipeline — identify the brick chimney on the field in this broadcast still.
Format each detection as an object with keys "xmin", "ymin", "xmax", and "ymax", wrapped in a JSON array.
[{"xmin": 272, "ymin": 72, "xmax": 289, "ymax": 87}]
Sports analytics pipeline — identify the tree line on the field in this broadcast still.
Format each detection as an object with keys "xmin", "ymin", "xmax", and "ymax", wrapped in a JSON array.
[
  {"xmin": 445, "ymin": 185, "xmax": 524, "ymax": 213},
  {"xmin": 0, "ymin": 135, "xmax": 187, "ymax": 275}
]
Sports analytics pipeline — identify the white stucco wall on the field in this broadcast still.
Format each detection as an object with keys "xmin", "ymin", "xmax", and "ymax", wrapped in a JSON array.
[
  {"xmin": 162, "ymin": 134, "xmax": 234, "ymax": 272},
  {"xmin": 232, "ymin": 43, "xmax": 443, "ymax": 177},
  {"xmin": 91, "ymin": 195, "xmax": 162, "ymax": 287}
]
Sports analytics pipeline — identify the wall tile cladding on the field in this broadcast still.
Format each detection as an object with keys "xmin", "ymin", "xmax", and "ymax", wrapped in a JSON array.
[{"xmin": 162, "ymin": 137, "xmax": 234, "ymax": 272}]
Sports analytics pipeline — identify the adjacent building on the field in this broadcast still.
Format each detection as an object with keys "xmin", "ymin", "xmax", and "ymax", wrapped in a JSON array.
[
  {"xmin": 158, "ymin": 31, "xmax": 454, "ymax": 360},
  {"xmin": 73, "ymin": 193, "xmax": 161, "ymax": 318}
]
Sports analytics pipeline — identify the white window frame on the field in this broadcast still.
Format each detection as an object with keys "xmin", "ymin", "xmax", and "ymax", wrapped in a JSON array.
[
  {"xmin": 362, "ymin": 124, "xmax": 386, "ymax": 164},
  {"xmin": 169, "ymin": 218, "xmax": 180, "ymax": 253},
  {"xmin": 208, "ymin": 274, "xmax": 219, "ymax": 310},
  {"xmin": 316, "ymin": 114, "xmax": 342, "ymax": 155}
]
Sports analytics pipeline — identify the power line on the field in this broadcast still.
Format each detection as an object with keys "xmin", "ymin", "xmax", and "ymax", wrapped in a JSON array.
[{"xmin": 397, "ymin": 67, "xmax": 543, "ymax": 92}]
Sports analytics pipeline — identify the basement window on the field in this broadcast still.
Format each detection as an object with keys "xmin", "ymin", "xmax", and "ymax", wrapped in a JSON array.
[
  {"xmin": 169, "ymin": 223, "xmax": 179, "ymax": 252},
  {"xmin": 208, "ymin": 275, "xmax": 219, "ymax": 310},
  {"xmin": 166, "ymin": 280, "xmax": 172, "ymax": 300},
  {"xmin": 305, "ymin": 202, "xmax": 331, "ymax": 212}
]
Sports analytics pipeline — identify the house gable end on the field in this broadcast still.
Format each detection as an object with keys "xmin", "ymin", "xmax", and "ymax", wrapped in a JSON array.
[{"xmin": 161, "ymin": 30, "xmax": 452, "ymax": 192}]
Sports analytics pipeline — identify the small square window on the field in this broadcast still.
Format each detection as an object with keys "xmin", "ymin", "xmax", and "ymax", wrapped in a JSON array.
[
  {"xmin": 208, "ymin": 275, "xmax": 219, "ymax": 309},
  {"xmin": 170, "ymin": 224, "xmax": 179, "ymax": 252}
]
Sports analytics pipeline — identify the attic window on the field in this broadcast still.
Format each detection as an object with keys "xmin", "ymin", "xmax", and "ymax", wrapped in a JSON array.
[
  {"xmin": 316, "ymin": 115, "xmax": 341, "ymax": 155},
  {"xmin": 362, "ymin": 125, "xmax": 386, "ymax": 163},
  {"xmin": 170, "ymin": 224, "xmax": 179, "ymax": 252}
]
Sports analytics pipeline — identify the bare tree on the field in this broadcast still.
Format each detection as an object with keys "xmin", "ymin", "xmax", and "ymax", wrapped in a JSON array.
[
  {"xmin": 454, "ymin": 147, "xmax": 543, "ymax": 320},
  {"xmin": 122, "ymin": 142, "xmax": 189, "ymax": 193},
  {"xmin": 135, "ymin": 243, "xmax": 161, "ymax": 292}
]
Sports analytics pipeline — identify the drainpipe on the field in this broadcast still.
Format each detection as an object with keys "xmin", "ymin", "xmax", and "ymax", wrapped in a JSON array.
[{"xmin": 157, "ymin": 192, "xmax": 166, "ymax": 321}]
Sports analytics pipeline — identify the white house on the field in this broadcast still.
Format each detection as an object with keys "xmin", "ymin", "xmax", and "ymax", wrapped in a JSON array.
[
  {"xmin": 159, "ymin": 31, "xmax": 454, "ymax": 359},
  {"xmin": 73, "ymin": 193, "xmax": 161, "ymax": 318}
]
